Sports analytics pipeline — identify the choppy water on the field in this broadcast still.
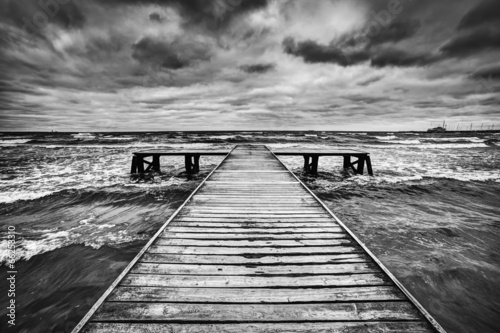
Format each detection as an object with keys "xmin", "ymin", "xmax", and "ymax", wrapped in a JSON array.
[{"xmin": 0, "ymin": 131, "xmax": 499, "ymax": 332}]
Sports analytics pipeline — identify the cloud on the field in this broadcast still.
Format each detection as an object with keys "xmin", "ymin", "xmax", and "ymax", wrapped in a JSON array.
[
  {"xmin": 239, "ymin": 63, "xmax": 275, "ymax": 74},
  {"xmin": 470, "ymin": 65, "xmax": 500, "ymax": 80},
  {"xmin": 103, "ymin": 0, "xmax": 269, "ymax": 30},
  {"xmin": 0, "ymin": 0, "xmax": 85, "ymax": 36},
  {"xmin": 131, "ymin": 36, "xmax": 212, "ymax": 70},
  {"xmin": 149, "ymin": 12, "xmax": 165, "ymax": 23},
  {"xmin": 440, "ymin": 27, "xmax": 500, "ymax": 57},
  {"xmin": 371, "ymin": 48, "xmax": 439, "ymax": 68},
  {"xmin": 283, "ymin": 19, "xmax": 423, "ymax": 67},
  {"xmin": 282, "ymin": 37, "xmax": 369, "ymax": 66},
  {"xmin": 458, "ymin": 0, "xmax": 500, "ymax": 30}
]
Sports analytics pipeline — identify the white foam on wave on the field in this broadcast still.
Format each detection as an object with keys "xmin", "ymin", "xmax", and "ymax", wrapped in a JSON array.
[
  {"xmin": 0, "ymin": 220, "xmax": 148, "ymax": 264},
  {"xmin": 0, "ymin": 139, "xmax": 32, "ymax": 145},
  {"xmin": 420, "ymin": 137, "xmax": 485, "ymax": 143},
  {"xmin": 379, "ymin": 139, "xmax": 421, "ymax": 144},
  {"xmin": 375, "ymin": 135, "xmax": 398, "ymax": 140},
  {"xmin": 366, "ymin": 142, "xmax": 488, "ymax": 149}
]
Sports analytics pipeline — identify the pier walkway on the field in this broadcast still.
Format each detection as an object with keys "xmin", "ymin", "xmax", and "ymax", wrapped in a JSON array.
[{"xmin": 74, "ymin": 145, "xmax": 444, "ymax": 333}]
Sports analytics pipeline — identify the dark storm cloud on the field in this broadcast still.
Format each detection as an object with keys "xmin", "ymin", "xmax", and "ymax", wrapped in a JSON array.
[
  {"xmin": 283, "ymin": 20, "xmax": 422, "ymax": 67},
  {"xmin": 282, "ymin": 37, "xmax": 369, "ymax": 66},
  {"xmin": 132, "ymin": 36, "xmax": 211, "ymax": 69},
  {"xmin": 0, "ymin": 0, "xmax": 85, "ymax": 36},
  {"xmin": 149, "ymin": 12, "xmax": 164, "ymax": 23},
  {"xmin": 458, "ymin": 0, "xmax": 500, "ymax": 30},
  {"xmin": 371, "ymin": 48, "xmax": 438, "ymax": 68},
  {"xmin": 470, "ymin": 65, "xmax": 500, "ymax": 80},
  {"xmin": 103, "ymin": 0, "xmax": 268, "ymax": 29},
  {"xmin": 440, "ymin": 27, "xmax": 500, "ymax": 57},
  {"xmin": 239, "ymin": 63, "xmax": 275, "ymax": 74}
]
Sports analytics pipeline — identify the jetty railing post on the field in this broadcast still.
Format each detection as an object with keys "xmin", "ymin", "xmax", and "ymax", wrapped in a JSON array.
[
  {"xmin": 366, "ymin": 155, "xmax": 373, "ymax": 176},
  {"xmin": 152, "ymin": 155, "xmax": 160, "ymax": 172},
  {"xmin": 131, "ymin": 155, "xmax": 138, "ymax": 174},
  {"xmin": 356, "ymin": 156, "xmax": 365, "ymax": 175},
  {"xmin": 311, "ymin": 156, "xmax": 319, "ymax": 174},
  {"xmin": 193, "ymin": 154, "xmax": 200, "ymax": 173},
  {"xmin": 343, "ymin": 155, "xmax": 351, "ymax": 170},
  {"xmin": 184, "ymin": 154, "xmax": 193, "ymax": 174},
  {"xmin": 303, "ymin": 155, "xmax": 310, "ymax": 172},
  {"xmin": 137, "ymin": 156, "xmax": 145, "ymax": 173}
]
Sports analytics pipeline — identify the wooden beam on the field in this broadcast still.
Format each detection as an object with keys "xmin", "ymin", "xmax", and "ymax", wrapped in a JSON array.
[
  {"xmin": 366, "ymin": 155, "xmax": 373, "ymax": 176},
  {"xmin": 184, "ymin": 155, "xmax": 193, "ymax": 174},
  {"xmin": 152, "ymin": 155, "xmax": 160, "ymax": 172},
  {"xmin": 356, "ymin": 156, "xmax": 365, "ymax": 175},
  {"xmin": 303, "ymin": 155, "xmax": 310, "ymax": 172},
  {"xmin": 130, "ymin": 156, "xmax": 138, "ymax": 174},
  {"xmin": 137, "ymin": 156, "xmax": 144, "ymax": 173}
]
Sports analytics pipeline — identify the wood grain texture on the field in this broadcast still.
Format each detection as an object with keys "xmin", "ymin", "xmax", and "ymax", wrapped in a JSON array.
[
  {"xmin": 76, "ymin": 145, "xmax": 440, "ymax": 333},
  {"xmin": 83, "ymin": 322, "xmax": 433, "ymax": 333},
  {"xmin": 92, "ymin": 301, "xmax": 422, "ymax": 322},
  {"xmin": 109, "ymin": 285, "xmax": 405, "ymax": 302}
]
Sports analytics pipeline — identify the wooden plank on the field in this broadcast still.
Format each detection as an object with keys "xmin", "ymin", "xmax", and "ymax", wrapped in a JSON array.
[
  {"xmin": 92, "ymin": 301, "xmax": 421, "ymax": 322},
  {"xmin": 109, "ymin": 285, "xmax": 405, "ymax": 303},
  {"xmin": 154, "ymin": 238, "xmax": 353, "ymax": 247},
  {"xmin": 185, "ymin": 209, "xmax": 326, "ymax": 213},
  {"xmin": 83, "ymin": 322, "xmax": 433, "ymax": 333},
  {"xmin": 121, "ymin": 273, "xmax": 391, "ymax": 288},
  {"xmin": 140, "ymin": 253, "xmax": 370, "ymax": 265},
  {"xmin": 162, "ymin": 232, "xmax": 347, "ymax": 239},
  {"xmin": 166, "ymin": 226, "xmax": 344, "ymax": 233},
  {"xmin": 175, "ymin": 218, "xmax": 334, "ymax": 222},
  {"xmin": 147, "ymin": 245, "xmax": 362, "ymax": 255},
  {"xmin": 131, "ymin": 262, "xmax": 379, "ymax": 275}
]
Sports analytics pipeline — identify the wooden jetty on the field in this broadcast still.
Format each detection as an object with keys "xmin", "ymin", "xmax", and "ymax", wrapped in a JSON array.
[
  {"xmin": 131, "ymin": 148, "xmax": 373, "ymax": 175},
  {"xmin": 75, "ymin": 145, "xmax": 444, "ymax": 332}
]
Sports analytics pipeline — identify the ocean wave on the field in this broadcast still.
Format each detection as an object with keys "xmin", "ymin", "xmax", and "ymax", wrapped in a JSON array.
[
  {"xmin": 0, "ymin": 139, "xmax": 32, "ymax": 145},
  {"xmin": 419, "ymin": 137, "xmax": 485, "ymax": 143},
  {"xmin": 379, "ymin": 139, "xmax": 421, "ymax": 144},
  {"xmin": 0, "ymin": 224, "xmax": 149, "ymax": 264},
  {"xmin": 365, "ymin": 143, "xmax": 488, "ymax": 149},
  {"xmin": 375, "ymin": 135, "xmax": 398, "ymax": 140}
]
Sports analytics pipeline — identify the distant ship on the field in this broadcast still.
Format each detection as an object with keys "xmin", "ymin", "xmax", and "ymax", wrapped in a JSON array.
[{"xmin": 427, "ymin": 120, "xmax": 447, "ymax": 133}]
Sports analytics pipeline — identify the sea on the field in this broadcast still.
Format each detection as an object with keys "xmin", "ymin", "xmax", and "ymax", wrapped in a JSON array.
[{"xmin": 0, "ymin": 131, "xmax": 499, "ymax": 333}]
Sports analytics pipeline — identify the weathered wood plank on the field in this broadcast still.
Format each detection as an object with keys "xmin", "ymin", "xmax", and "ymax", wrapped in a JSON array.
[
  {"xmin": 154, "ymin": 238, "xmax": 353, "ymax": 247},
  {"xmin": 83, "ymin": 322, "xmax": 433, "ymax": 333},
  {"xmin": 162, "ymin": 232, "xmax": 347, "ymax": 239},
  {"xmin": 176, "ymin": 218, "xmax": 334, "ymax": 222},
  {"xmin": 131, "ymin": 262, "xmax": 378, "ymax": 275},
  {"xmin": 147, "ymin": 245, "xmax": 362, "ymax": 255},
  {"xmin": 122, "ymin": 273, "xmax": 391, "ymax": 288},
  {"xmin": 168, "ymin": 220, "xmax": 342, "ymax": 227},
  {"xmin": 140, "ymin": 253, "xmax": 370, "ymax": 265},
  {"xmin": 92, "ymin": 301, "xmax": 421, "ymax": 322},
  {"xmin": 185, "ymin": 209, "xmax": 326, "ymax": 213},
  {"xmin": 109, "ymin": 286, "xmax": 405, "ymax": 303}
]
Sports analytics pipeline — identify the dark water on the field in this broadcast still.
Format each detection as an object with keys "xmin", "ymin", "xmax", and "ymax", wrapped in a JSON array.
[{"xmin": 0, "ymin": 131, "xmax": 499, "ymax": 332}]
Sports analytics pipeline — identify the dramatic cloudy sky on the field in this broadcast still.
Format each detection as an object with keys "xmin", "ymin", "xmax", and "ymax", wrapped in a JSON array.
[{"xmin": 0, "ymin": 0, "xmax": 499, "ymax": 131}]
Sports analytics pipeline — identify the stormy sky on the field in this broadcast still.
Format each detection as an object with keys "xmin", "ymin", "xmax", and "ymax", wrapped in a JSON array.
[{"xmin": 0, "ymin": 0, "xmax": 499, "ymax": 131}]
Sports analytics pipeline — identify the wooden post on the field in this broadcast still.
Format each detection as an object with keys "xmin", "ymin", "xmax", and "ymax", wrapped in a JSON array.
[
  {"xmin": 303, "ymin": 155, "xmax": 310, "ymax": 172},
  {"xmin": 366, "ymin": 155, "xmax": 373, "ymax": 176},
  {"xmin": 310, "ymin": 156, "xmax": 319, "ymax": 174},
  {"xmin": 356, "ymin": 156, "xmax": 365, "ymax": 175},
  {"xmin": 131, "ymin": 155, "xmax": 138, "ymax": 174},
  {"xmin": 343, "ymin": 155, "xmax": 351, "ymax": 169},
  {"xmin": 184, "ymin": 155, "xmax": 193, "ymax": 174},
  {"xmin": 137, "ymin": 156, "xmax": 145, "ymax": 173},
  {"xmin": 193, "ymin": 155, "xmax": 200, "ymax": 173},
  {"xmin": 152, "ymin": 155, "xmax": 160, "ymax": 172}
]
